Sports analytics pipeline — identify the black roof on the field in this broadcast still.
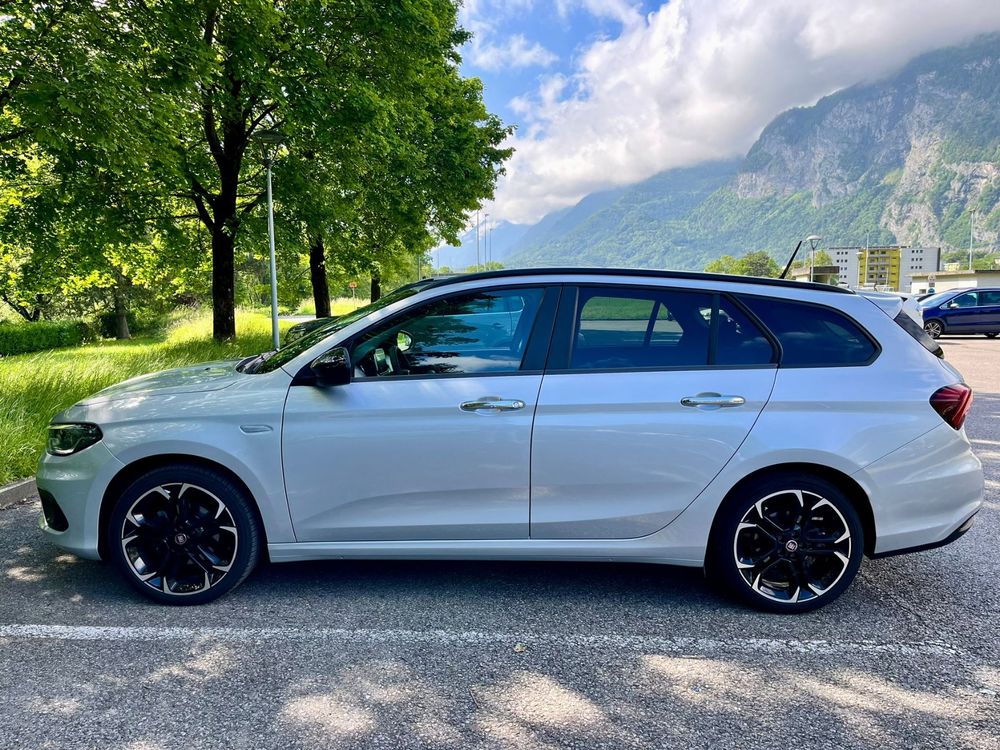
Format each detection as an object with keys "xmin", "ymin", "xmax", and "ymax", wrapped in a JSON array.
[{"xmin": 422, "ymin": 267, "xmax": 854, "ymax": 295}]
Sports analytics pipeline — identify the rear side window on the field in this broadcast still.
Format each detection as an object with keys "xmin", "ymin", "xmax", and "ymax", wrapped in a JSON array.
[
  {"xmin": 568, "ymin": 287, "xmax": 775, "ymax": 370},
  {"xmin": 979, "ymin": 290, "xmax": 1000, "ymax": 306},
  {"xmin": 738, "ymin": 296, "xmax": 877, "ymax": 366},
  {"xmin": 573, "ymin": 289, "xmax": 710, "ymax": 368}
]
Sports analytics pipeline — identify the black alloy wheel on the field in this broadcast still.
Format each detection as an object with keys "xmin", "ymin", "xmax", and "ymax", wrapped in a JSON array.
[
  {"xmin": 710, "ymin": 474, "xmax": 864, "ymax": 613},
  {"xmin": 108, "ymin": 464, "xmax": 261, "ymax": 604}
]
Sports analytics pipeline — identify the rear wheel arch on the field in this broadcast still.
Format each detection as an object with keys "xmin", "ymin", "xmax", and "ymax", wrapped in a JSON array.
[
  {"xmin": 709, "ymin": 462, "xmax": 876, "ymax": 557},
  {"xmin": 98, "ymin": 454, "xmax": 268, "ymax": 561}
]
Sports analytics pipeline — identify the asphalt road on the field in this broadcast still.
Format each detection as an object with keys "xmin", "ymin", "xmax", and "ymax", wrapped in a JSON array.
[{"xmin": 2, "ymin": 338, "xmax": 999, "ymax": 749}]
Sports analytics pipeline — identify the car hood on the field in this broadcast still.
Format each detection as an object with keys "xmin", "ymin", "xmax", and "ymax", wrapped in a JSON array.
[{"xmin": 80, "ymin": 360, "xmax": 244, "ymax": 405}]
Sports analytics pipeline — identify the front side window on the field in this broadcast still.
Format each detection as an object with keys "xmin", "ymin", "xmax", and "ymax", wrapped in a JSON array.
[
  {"xmin": 738, "ymin": 295, "xmax": 877, "ymax": 366},
  {"xmin": 951, "ymin": 292, "xmax": 979, "ymax": 308},
  {"xmin": 350, "ymin": 288, "xmax": 544, "ymax": 377}
]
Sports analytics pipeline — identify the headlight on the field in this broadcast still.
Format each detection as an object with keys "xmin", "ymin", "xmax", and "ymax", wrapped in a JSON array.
[{"xmin": 47, "ymin": 423, "xmax": 103, "ymax": 456}]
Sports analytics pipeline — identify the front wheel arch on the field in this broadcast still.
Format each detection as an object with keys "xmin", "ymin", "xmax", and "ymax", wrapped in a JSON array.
[
  {"xmin": 709, "ymin": 463, "xmax": 876, "ymax": 558},
  {"xmin": 99, "ymin": 454, "xmax": 268, "ymax": 562}
]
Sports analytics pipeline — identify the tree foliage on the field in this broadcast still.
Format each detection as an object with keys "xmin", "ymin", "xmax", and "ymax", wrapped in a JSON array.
[{"xmin": 0, "ymin": 1, "xmax": 511, "ymax": 339}]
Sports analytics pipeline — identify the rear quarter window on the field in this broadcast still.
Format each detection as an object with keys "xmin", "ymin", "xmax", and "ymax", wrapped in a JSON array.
[{"xmin": 737, "ymin": 296, "xmax": 878, "ymax": 367}]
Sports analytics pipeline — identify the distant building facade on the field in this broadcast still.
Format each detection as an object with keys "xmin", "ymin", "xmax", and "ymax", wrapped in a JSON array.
[
  {"xmin": 910, "ymin": 269, "xmax": 1000, "ymax": 294},
  {"xmin": 814, "ymin": 245, "xmax": 941, "ymax": 292}
]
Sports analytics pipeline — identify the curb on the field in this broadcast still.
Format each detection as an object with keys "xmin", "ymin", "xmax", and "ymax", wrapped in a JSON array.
[{"xmin": 0, "ymin": 478, "xmax": 36, "ymax": 509}]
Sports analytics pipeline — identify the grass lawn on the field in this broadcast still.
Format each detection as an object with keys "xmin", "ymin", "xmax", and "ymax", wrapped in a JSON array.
[
  {"xmin": 0, "ymin": 311, "xmax": 290, "ymax": 485},
  {"xmin": 293, "ymin": 296, "xmax": 369, "ymax": 317}
]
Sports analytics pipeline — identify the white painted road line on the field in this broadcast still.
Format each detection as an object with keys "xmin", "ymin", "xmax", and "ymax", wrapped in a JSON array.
[
  {"xmin": 0, "ymin": 623, "xmax": 962, "ymax": 657},
  {"xmin": 0, "ymin": 478, "xmax": 34, "ymax": 508}
]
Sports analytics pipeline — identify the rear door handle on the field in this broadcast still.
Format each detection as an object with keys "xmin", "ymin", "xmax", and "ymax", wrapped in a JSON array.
[
  {"xmin": 460, "ymin": 397, "xmax": 526, "ymax": 413},
  {"xmin": 681, "ymin": 393, "xmax": 746, "ymax": 408}
]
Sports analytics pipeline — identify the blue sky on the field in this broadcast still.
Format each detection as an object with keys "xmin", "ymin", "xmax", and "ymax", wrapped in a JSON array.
[
  {"xmin": 461, "ymin": 1, "xmax": 661, "ymax": 129},
  {"xmin": 457, "ymin": 1, "xmax": 1000, "ymax": 226}
]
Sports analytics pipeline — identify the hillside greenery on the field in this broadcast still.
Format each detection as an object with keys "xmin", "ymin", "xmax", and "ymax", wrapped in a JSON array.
[{"xmin": 507, "ymin": 35, "xmax": 1000, "ymax": 271}]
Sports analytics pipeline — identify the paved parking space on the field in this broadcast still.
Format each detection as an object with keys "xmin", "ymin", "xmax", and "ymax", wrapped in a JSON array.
[{"xmin": 1, "ymin": 337, "xmax": 998, "ymax": 749}]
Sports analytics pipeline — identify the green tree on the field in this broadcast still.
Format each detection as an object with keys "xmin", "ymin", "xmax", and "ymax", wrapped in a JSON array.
[
  {"xmin": 705, "ymin": 250, "xmax": 780, "ymax": 277},
  {"xmin": 3, "ymin": 1, "xmax": 510, "ymax": 341}
]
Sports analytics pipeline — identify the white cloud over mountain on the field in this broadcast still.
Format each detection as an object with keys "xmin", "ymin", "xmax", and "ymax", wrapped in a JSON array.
[{"xmin": 491, "ymin": 0, "xmax": 1000, "ymax": 224}]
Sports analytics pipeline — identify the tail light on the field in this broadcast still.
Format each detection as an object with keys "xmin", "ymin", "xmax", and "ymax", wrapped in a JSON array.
[{"xmin": 930, "ymin": 384, "xmax": 973, "ymax": 429}]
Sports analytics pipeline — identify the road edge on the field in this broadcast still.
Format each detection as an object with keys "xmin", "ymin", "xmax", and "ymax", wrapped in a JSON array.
[{"xmin": 0, "ymin": 477, "xmax": 36, "ymax": 509}]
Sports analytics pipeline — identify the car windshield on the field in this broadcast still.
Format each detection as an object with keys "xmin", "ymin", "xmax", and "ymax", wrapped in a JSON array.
[
  {"xmin": 918, "ymin": 292, "xmax": 955, "ymax": 308},
  {"xmin": 250, "ymin": 285, "xmax": 422, "ymax": 374}
]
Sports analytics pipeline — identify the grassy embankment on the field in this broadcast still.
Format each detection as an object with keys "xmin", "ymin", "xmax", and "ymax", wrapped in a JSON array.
[{"xmin": 0, "ymin": 310, "xmax": 292, "ymax": 485}]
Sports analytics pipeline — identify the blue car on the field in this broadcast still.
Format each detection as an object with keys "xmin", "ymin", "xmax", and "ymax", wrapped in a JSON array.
[{"xmin": 919, "ymin": 287, "xmax": 1000, "ymax": 339}]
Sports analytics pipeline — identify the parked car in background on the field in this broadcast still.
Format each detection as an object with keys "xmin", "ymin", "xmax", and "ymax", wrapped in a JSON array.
[
  {"xmin": 36, "ymin": 269, "xmax": 982, "ymax": 613},
  {"xmin": 917, "ymin": 288, "xmax": 1000, "ymax": 338}
]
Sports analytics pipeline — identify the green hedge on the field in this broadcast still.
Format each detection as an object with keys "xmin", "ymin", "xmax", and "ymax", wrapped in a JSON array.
[{"xmin": 0, "ymin": 320, "xmax": 93, "ymax": 357}]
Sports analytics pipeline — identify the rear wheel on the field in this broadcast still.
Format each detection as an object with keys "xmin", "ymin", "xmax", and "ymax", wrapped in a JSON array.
[
  {"xmin": 106, "ymin": 464, "xmax": 261, "ymax": 605},
  {"xmin": 923, "ymin": 319, "xmax": 944, "ymax": 339},
  {"xmin": 709, "ymin": 473, "xmax": 864, "ymax": 613},
  {"xmin": 985, "ymin": 333, "xmax": 998, "ymax": 339}
]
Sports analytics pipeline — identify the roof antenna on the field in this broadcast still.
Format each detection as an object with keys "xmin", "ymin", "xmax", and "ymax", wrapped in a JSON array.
[{"xmin": 780, "ymin": 235, "xmax": 822, "ymax": 279}]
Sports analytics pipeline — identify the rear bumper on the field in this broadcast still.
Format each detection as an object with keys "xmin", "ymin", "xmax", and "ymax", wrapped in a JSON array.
[
  {"xmin": 869, "ymin": 510, "xmax": 978, "ymax": 558},
  {"xmin": 36, "ymin": 441, "xmax": 124, "ymax": 560},
  {"xmin": 854, "ymin": 423, "xmax": 984, "ymax": 557}
]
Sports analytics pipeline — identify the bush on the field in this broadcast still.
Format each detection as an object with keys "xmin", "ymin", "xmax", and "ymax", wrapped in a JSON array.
[{"xmin": 0, "ymin": 320, "xmax": 93, "ymax": 357}]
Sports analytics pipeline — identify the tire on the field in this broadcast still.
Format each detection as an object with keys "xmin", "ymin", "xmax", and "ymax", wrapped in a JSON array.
[
  {"xmin": 923, "ymin": 319, "xmax": 944, "ymax": 339},
  {"xmin": 106, "ymin": 464, "xmax": 262, "ymax": 605},
  {"xmin": 985, "ymin": 333, "xmax": 998, "ymax": 339},
  {"xmin": 708, "ymin": 473, "xmax": 864, "ymax": 613}
]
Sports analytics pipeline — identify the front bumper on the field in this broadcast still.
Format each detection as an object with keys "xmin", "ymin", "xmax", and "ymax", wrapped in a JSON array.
[{"xmin": 36, "ymin": 441, "xmax": 125, "ymax": 560}]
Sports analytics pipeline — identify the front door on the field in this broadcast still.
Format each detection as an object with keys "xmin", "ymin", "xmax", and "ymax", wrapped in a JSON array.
[
  {"xmin": 530, "ymin": 285, "xmax": 777, "ymax": 539},
  {"xmin": 282, "ymin": 285, "xmax": 554, "ymax": 542}
]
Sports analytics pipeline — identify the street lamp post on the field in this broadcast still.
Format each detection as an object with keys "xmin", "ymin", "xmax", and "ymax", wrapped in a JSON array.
[
  {"xmin": 969, "ymin": 209, "xmax": 976, "ymax": 271},
  {"xmin": 251, "ymin": 129, "xmax": 283, "ymax": 350},
  {"xmin": 807, "ymin": 235, "xmax": 822, "ymax": 283}
]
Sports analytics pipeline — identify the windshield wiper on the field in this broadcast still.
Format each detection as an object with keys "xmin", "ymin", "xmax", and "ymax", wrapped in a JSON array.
[{"xmin": 237, "ymin": 350, "xmax": 276, "ymax": 374}]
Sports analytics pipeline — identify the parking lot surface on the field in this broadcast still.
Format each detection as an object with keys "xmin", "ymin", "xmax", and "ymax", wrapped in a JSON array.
[{"xmin": 1, "ymin": 337, "xmax": 998, "ymax": 749}]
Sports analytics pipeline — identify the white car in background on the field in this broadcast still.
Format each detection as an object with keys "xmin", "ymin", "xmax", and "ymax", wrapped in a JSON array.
[{"xmin": 37, "ymin": 269, "xmax": 983, "ymax": 612}]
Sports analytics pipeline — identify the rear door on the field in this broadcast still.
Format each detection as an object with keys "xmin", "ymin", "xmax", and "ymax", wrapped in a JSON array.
[
  {"xmin": 529, "ymin": 285, "xmax": 778, "ymax": 539},
  {"xmin": 978, "ymin": 290, "xmax": 1000, "ymax": 332}
]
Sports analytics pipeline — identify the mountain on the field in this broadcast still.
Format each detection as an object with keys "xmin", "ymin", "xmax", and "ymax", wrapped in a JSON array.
[
  {"xmin": 431, "ymin": 220, "xmax": 530, "ymax": 269},
  {"xmin": 503, "ymin": 34, "xmax": 1000, "ymax": 270}
]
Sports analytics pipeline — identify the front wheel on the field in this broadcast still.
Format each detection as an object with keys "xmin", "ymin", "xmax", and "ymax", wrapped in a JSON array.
[
  {"xmin": 985, "ymin": 333, "xmax": 998, "ymax": 339},
  {"xmin": 106, "ymin": 464, "xmax": 262, "ymax": 605},
  {"xmin": 923, "ymin": 319, "xmax": 944, "ymax": 339},
  {"xmin": 708, "ymin": 474, "xmax": 864, "ymax": 613}
]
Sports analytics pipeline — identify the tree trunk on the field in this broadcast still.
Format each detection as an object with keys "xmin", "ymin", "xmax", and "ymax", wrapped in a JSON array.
[
  {"xmin": 309, "ymin": 233, "xmax": 332, "ymax": 318},
  {"xmin": 370, "ymin": 270, "xmax": 381, "ymax": 303},
  {"xmin": 211, "ymin": 226, "xmax": 237, "ymax": 340},
  {"xmin": 112, "ymin": 287, "xmax": 131, "ymax": 340}
]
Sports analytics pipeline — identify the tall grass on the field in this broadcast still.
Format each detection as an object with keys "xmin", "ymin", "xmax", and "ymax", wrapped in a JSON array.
[{"xmin": 0, "ymin": 310, "xmax": 288, "ymax": 485}]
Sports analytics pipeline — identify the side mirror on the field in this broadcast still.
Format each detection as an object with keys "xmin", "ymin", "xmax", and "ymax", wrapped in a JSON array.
[
  {"xmin": 396, "ymin": 330, "xmax": 413, "ymax": 352},
  {"xmin": 947, "ymin": 302, "xmax": 959, "ymax": 309},
  {"xmin": 310, "ymin": 347, "xmax": 352, "ymax": 387}
]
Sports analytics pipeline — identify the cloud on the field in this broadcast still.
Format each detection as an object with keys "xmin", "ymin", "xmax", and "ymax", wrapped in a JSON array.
[
  {"xmin": 469, "ymin": 33, "xmax": 559, "ymax": 72},
  {"xmin": 493, "ymin": 0, "xmax": 1000, "ymax": 224}
]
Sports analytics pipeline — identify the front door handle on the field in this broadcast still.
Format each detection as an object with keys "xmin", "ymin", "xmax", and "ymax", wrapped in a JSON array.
[
  {"xmin": 680, "ymin": 393, "xmax": 746, "ymax": 409},
  {"xmin": 460, "ymin": 397, "xmax": 526, "ymax": 413}
]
